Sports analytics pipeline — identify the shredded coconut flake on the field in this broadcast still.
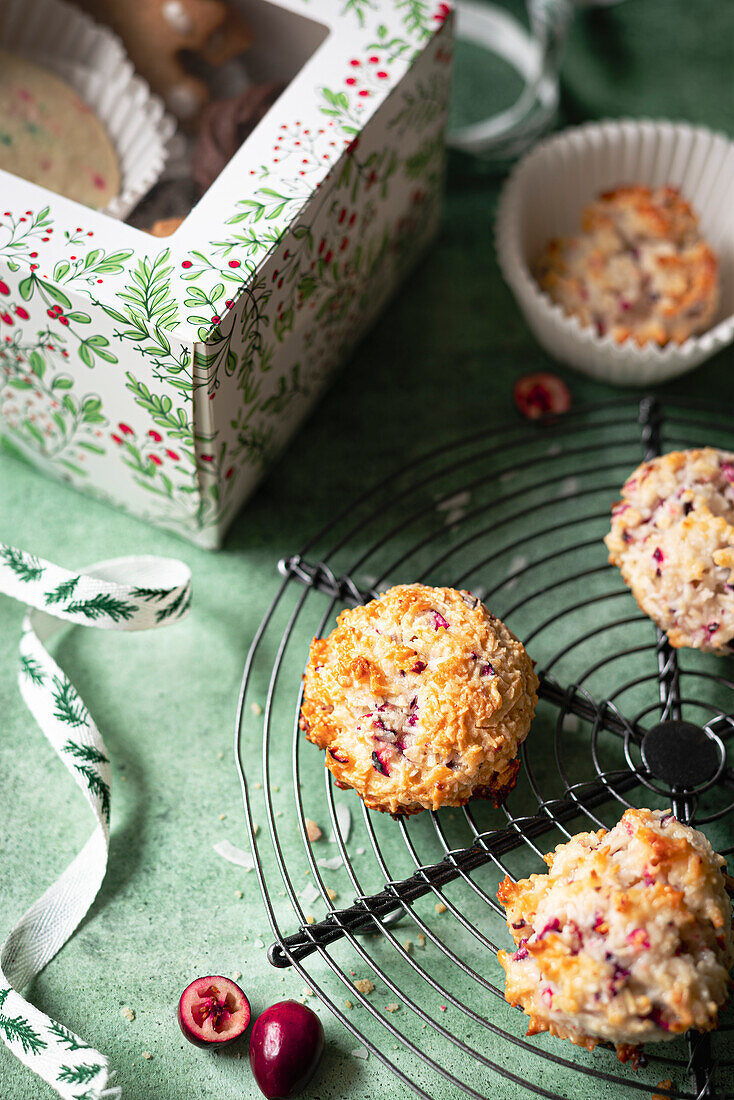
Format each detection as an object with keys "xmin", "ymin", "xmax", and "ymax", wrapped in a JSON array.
[
  {"xmin": 300, "ymin": 882, "xmax": 320, "ymax": 906},
  {"xmin": 213, "ymin": 841, "xmax": 254, "ymax": 869},
  {"xmin": 317, "ymin": 855, "xmax": 343, "ymax": 871},
  {"xmin": 329, "ymin": 803, "xmax": 352, "ymax": 844}
]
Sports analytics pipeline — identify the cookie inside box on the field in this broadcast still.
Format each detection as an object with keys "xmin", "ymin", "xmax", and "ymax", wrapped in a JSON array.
[{"xmin": 0, "ymin": 0, "xmax": 328, "ymax": 232}]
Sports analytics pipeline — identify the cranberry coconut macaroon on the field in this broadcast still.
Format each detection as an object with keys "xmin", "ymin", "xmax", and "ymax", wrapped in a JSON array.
[
  {"xmin": 498, "ymin": 808, "xmax": 734, "ymax": 1062},
  {"xmin": 534, "ymin": 185, "xmax": 719, "ymax": 347},
  {"xmin": 605, "ymin": 448, "xmax": 734, "ymax": 653},
  {"xmin": 299, "ymin": 584, "xmax": 539, "ymax": 816}
]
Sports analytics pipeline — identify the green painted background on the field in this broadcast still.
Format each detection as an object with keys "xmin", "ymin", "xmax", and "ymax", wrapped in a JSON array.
[{"xmin": 2, "ymin": 1, "xmax": 734, "ymax": 1096}]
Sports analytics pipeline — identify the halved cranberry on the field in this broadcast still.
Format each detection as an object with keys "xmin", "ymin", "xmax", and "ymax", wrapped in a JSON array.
[
  {"xmin": 177, "ymin": 976, "xmax": 250, "ymax": 1048},
  {"xmin": 250, "ymin": 1000, "xmax": 324, "ymax": 1098},
  {"xmin": 513, "ymin": 372, "xmax": 571, "ymax": 420}
]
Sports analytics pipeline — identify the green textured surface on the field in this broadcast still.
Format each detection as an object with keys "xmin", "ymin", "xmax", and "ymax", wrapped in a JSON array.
[{"xmin": 2, "ymin": 1, "xmax": 734, "ymax": 1097}]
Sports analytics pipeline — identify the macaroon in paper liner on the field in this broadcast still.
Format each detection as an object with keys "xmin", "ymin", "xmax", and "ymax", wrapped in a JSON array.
[{"xmin": 495, "ymin": 119, "xmax": 734, "ymax": 385}]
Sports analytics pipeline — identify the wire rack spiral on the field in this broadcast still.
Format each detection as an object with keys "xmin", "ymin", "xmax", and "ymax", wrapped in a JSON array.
[{"xmin": 235, "ymin": 396, "xmax": 734, "ymax": 1100}]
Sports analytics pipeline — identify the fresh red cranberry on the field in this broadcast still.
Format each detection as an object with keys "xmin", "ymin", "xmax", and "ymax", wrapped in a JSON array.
[
  {"xmin": 513, "ymin": 372, "xmax": 571, "ymax": 420},
  {"xmin": 0, "ymin": 281, "xmax": 9, "ymax": 296},
  {"xmin": 178, "ymin": 976, "xmax": 251, "ymax": 1048},
  {"xmin": 249, "ymin": 1001, "xmax": 324, "ymax": 1098}
]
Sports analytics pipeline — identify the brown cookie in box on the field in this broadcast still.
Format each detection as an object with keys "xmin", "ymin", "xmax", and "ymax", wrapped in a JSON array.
[{"xmin": 76, "ymin": 0, "xmax": 252, "ymax": 121}]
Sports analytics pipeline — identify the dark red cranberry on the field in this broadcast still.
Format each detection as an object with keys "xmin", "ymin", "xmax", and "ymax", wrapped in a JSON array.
[{"xmin": 249, "ymin": 1001, "xmax": 324, "ymax": 1098}]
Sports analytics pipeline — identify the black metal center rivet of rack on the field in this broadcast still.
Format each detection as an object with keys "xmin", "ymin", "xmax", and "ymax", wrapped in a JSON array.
[{"xmin": 235, "ymin": 396, "xmax": 734, "ymax": 1100}]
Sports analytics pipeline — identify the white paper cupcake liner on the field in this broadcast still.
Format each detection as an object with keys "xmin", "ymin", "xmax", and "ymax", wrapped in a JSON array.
[
  {"xmin": 495, "ymin": 119, "xmax": 734, "ymax": 386},
  {"xmin": 0, "ymin": 0, "xmax": 175, "ymax": 220}
]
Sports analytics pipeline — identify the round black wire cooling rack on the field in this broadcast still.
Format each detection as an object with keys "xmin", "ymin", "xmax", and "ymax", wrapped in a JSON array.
[{"xmin": 235, "ymin": 396, "xmax": 734, "ymax": 1100}]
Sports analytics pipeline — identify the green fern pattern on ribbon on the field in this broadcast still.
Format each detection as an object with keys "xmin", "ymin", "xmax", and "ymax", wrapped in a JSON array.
[
  {"xmin": 0, "ymin": 1006, "xmax": 48, "ymax": 1056},
  {"xmin": 0, "ymin": 546, "xmax": 45, "ymax": 583},
  {"xmin": 130, "ymin": 586, "xmax": 170, "ymax": 602},
  {"xmin": 52, "ymin": 676, "xmax": 89, "ymax": 728},
  {"xmin": 56, "ymin": 1063, "xmax": 103, "ymax": 1085},
  {"xmin": 45, "ymin": 577, "xmax": 81, "ymax": 605},
  {"xmin": 47, "ymin": 1021, "xmax": 89, "ymax": 1052},
  {"xmin": 20, "ymin": 654, "xmax": 46, "ymax": 686},
  {"xmin": 62, "ymin": 593, "xmax": 136, "ymax": 622},
  {"xmin": 62, "ymin": 740, "xmax": 109, "ymax": 766},
  {"xmin": 155, "ymin": 586, "xmax": 191, "ymax": 623},
  {"xmin": 73, "ymin": 765, "xmax": 110, "ymax": 823},
  {"xmin": 0, "ymin": 544, "xmax": 192, "ymax": 1098}
]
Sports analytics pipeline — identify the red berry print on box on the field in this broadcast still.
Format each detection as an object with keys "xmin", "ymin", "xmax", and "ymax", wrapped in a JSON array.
[{"xmin": 0, "ymin": 9, "xmax": 453, "ymax": 547}]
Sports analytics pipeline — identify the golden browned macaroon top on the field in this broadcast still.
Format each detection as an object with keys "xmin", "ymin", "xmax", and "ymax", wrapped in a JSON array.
[
  {"xmin": 605, "ymin": 447, "xmax": 734, "ymax": 653},
  {"xmin": 535, "ymin": 185, "xmax": 719, "ymax": 347},
  {"xmin": 498, "ymin": 808, "xmax": 733, "ymax": 1059},
  {"xmin": 300, "ymin": 583, "xmax": 538, "ymax": 815}
]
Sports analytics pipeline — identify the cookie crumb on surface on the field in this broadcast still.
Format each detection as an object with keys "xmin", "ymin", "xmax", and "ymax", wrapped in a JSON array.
[
  {"xmin": 306, "ymin": 915, "xmax": 315, "ymax": 925},
  {"xmin": 251, "ymin": 702, "xmax": 263, "ymax": 715},
  {"xmin": 235, "ymin": 890, "xmax": 243, "ymax": 899},
  {"xmin": 417, "ymin": 934, "xmax": 426, "ymax": 947},
  {"xmin": 354, "ymin": 978, "xmax": 375, "ymax": 995},
  {"xmin": 327, "ymin": 887, "xmax": 337, "ymax": 901},
  {"xmin": 435, "ymin": 902, "xmax": 447, "ymax": 914},
  {"xmin": 344, "ymin": 999, "xmax": 353, "ymax": 1009},
  {"xmin": 305, "ymin": 818, "xmax": 323, "ymax": 842},
  {"xmin": 142, "ymin": 1052, "xmax": 152, "ymax": 1061},
  {"xmin": 403, "ymin": 939, "xmax": 413, "ymax": 954},
  {"xmin": 385, "ymin": 1003, "xmax": 400, "ymax": 1013},
  {"xmin": 232, "ymin": 971, "xmax": 242, "ymax": 981},
  {"xmin": 121, "ymin": 1007, "xmax": 135, "ymax": 1022}
]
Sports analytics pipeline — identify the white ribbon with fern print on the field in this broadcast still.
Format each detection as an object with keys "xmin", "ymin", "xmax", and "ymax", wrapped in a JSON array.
[{"xmin": 0, "ymin": 543, "xmax": 191, "ymax": 1100}]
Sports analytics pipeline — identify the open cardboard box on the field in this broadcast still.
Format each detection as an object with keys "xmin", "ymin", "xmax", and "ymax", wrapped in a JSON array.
[{"xmin": 0, "ymin": 0, "xmax": 454, "ymax": 547}]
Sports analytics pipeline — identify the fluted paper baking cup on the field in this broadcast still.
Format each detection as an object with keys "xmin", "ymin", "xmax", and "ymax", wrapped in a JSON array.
[
  {"xmin": 0, "ymin": 0, "xmax": 175, "ymax": 220},
  {"xmin": 495, "ymin": 120, "xmax": 734, "ymax": 385}
]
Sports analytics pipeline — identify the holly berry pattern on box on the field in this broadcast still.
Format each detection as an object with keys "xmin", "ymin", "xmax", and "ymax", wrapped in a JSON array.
[{"xmin": 0, "ymin": 0, "xmax": 453, "ymax": 546}]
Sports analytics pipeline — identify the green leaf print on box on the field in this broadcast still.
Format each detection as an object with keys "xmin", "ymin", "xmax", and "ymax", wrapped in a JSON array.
[
  {"xmin": 0, "ymin": 337, "xmax": 108, "ymax": 477},
  {"xmin": 98, "ymin": 250, "xmax": 190, "ymax": 393}
]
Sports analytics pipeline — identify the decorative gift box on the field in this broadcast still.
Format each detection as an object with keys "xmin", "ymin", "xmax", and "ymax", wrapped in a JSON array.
[{"xmin": 0, "ymin": 0, "xmax": 453, "ymax": 548}]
